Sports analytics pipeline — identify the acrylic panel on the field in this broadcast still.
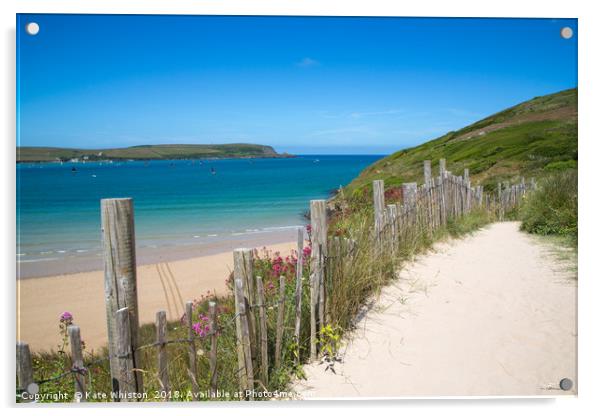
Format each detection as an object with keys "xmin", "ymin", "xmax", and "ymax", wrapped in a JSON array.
[{"xmin": 16, "ymin": 14, "xmax": 577, "ymax": 402}]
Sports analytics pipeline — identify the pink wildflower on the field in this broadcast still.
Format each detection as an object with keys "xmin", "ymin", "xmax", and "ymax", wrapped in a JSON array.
[{"xmin": 60, "ymin": 312, "xmax": 73, "ymax": 322}]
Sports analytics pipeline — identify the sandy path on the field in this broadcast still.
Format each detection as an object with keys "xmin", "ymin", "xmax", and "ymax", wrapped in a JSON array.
[
  {"xmin": 17, "ymin": 241, "xmax": 296, "ymax": 352},
  {"xmin": 295, "ymin": 222, "xmax": 577, "ymax": 397}
]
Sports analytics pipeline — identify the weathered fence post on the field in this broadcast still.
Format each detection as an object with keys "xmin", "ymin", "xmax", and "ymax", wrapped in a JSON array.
[
  {"xmin": 115, "ymin": 307, "xmax": 137, "ymax": 401},
  {"xmin": 208, "ymin": 301, "xmax": 218, "ymax": 397},
  {"xmin": 520, "ymin": 177, "xmax": 526, "ymax": 198},
  {"xmin": 310, "ymin": 199, "xmax": 327, "ymax": 359},
  {"xmin": 233, "ymin": 248, "xmax": 256, "ymax": 375},
  {"xmin": 275, "ymin": 275, "xmax": 286, "ymax": 368},
  {"xmin": 423, "ymin": 163, "xmax": 432, "ymax": 230},
  {"xmin": 101, "ymin": 198, "xmax": 142, "ymax": 396},
  {"xmin": 294, "ymin": 227, "xmax": 304, "ymax": 363},
  {"xmin": 463, "ymin": 168, "xmax": 471, "ymax": 214},
  {"xmin": 424, "ymin": 160, "xmax": 432, "ymax": 185},
  {"xmin": 373, "ymin": 180, "xmax": 385, "ymax": 237},
  {"xmin": 155, "ymin": 310, "xmax": 169, "ymax": 398},
  {"xmin": 387, "ymin": 204, "xmax": 398, "ymax": 255},
  {"xmin": 439, "ymin": 159, "xmax": 447, "ymax": 225},
  {"xmin": 234, "ymin": 248, "xmax": 253, "ymax": 390},
  {"xmin": 68, "ymin": 326, "xmax": 87, "ymax": 402},
  {"xmin": 185, "ymin": 301, "xmax": 200, "ymax": 399},
  {"xmin": 402, "ymin": 183, "xmax": 418, "ymax": 227},
  {"xmin": 255, "ymin": 276, "xmax": 269, "ymax": 387},
  {"xmin": 497, "ymin": 183, "xmax": 503, "ymax": 219},
  {"xmin": 234, "ymin": 279, "xmax": 254, "ymax": 398},
  {"xmin": 16, "ymin": 342, "xmax": 34, "ymax": 402}
]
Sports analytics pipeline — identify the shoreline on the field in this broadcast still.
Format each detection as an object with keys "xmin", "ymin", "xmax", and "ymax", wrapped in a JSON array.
[
  {"xmin": 18, "ymin": 227, "xmax": 299, "ymax": 279},
  {"xmin": 16, "ymin": 154, "xmax": 297, "ymax": 164},
  {"xmin": 17, "ymin": 235, "xmax": 299, "ymax": 352}
]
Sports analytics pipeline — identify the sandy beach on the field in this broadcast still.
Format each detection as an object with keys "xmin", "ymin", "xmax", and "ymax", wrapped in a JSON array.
[
  {"xmin": 295, "ymin": 222, "xmax": 577, "ymax": 397},
  {"xmin": 17, "ymin": 239, "xmax": 297, "ymax": 352}
]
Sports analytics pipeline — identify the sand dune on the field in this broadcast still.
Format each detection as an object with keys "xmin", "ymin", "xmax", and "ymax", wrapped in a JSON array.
[{"xmin": 295, "ymin": 222, "xmax": 577, "ymax": 397}]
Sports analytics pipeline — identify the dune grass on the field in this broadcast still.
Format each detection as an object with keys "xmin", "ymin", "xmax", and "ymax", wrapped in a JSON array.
[
  {"xmin": 519, "ymin": 169, "xmax": 577, "ymax": 246},
  {"xmin": 23, "ymin": 199, "xmax": 496, "ymax": 403}
]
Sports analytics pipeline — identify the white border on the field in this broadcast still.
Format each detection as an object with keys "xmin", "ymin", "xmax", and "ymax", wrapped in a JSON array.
[{"xmin": 2, "ymin": 1, "xmax": 601, "ymax": 415}]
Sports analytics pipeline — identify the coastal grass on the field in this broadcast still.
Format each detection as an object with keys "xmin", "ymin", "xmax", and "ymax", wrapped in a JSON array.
[
  {"xmin": 519, "ymin": 169, "xmax": 577, "ymax": 246},
  {"xmin": 25, "ymin": 252, "xmax": 314, "ymax": 403},
  {"xmin": 25, "ymin": 204, "xmax": 494, "ymax": 402}
]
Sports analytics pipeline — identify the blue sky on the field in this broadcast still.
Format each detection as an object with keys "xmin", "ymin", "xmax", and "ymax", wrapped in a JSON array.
[{"xmin": 17, "ymin": 15, "xmax": 577, "ymax": 154}]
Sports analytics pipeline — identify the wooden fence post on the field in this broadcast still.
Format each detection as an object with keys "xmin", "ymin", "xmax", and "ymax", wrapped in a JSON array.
[
  {"xmin": 275, "ymin": 275, "xmax": 286, "ymax": 368},
  {"xmin": 155, "ymin": 310, "xmax": 170, "ymax": 397},
  {"xmin": 255, "ymin": 276, "xmax": 269, "ymax": 387},
  {"xmin": 185, "ymin": 301, "xmax": 200, "ymax": 399},
  {"xmin": 294, "ymin": 227, "xmax": 304, "ymax": 363},
  {"xmin": 373, "ymin": 180, "xmax": 385, "ymax": 236},
  {"xmin": 309, "ymin": 267, "xmax": 317, "ymax": 361},
  {"xmin": 424, "ymin": 160, "xmax": 432, "ymax": 185},
  {"xmin": 115, "ymin": 307, "xmax": 137, "ymax": 401},
  {"xmin": 310, "ymin": 199, "xmax": 327, "ymax": 358},
  {"xmin": 233, "ymin": 248, "xmax": 256, "ymax": 370},
  {"xmin": 438, "ymin": 160, "xmax": 447, "ymax": 225},
  {"xmin": 235, "ymin": 281, "xmax": 255, "ymax": 400},
  {"xmin": 423, "ymin": 179, "xmax": 432, "ymax": 232},
  {"xmin": 16, "ymin": 342, "xmax": 34, "ymax": 401},
  {"xmin": 402, "ymin": 183, "xmax": 418, "ymax": 226},
  {"xmin": 208, "ymin": 301, "xmax": 218, "ymax": 397},
  {"xmin": 68, "ymin": 326, "xmax": 87, "ymax": 402},
  {"xmin": 101, "ymin": 198, "xmax": 142, "ymax": 395},
  {"xmin": 387, "ymin": 204, "xmax": 398, "ymax": 255},
  {"xmin": 497, "ymin": 183, "xmax": 503, "ymax": 219},
  {"xmin": 233, "ymin": 275, "xmax": 249, "ymax": 393},
  {"xmin": 463, "ymin": 168, "xmax": 471, "ymax": 214}
]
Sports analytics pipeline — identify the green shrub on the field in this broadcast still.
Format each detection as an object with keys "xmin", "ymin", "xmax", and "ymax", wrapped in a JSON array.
[
  {"xmin": 519, "ymin": 169, "xmax": 577, "ymax": 243},
  {"xmin": 544, "ymin": 160, "xmax": 577, "ymax": 171}
]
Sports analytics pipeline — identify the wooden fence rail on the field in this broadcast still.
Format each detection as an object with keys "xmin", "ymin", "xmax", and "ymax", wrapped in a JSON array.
[{"xmin": 16, "ymin": 158, "xmax": 534, "ymax": 402}]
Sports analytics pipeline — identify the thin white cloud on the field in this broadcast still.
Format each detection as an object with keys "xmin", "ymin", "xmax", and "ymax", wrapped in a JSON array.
[
  {"xmin": 318, "ymin": 108, "xmax": 406, "ymax": 119},
  {"xmin": 308, "ymin": 126, "xmax": 380, "ymax": 138},
  {"xmin": 296, "ymin": 57, "xmax": 320, "ymax": 68},
  {"xmin": 349, "ymin": 109, "xmax": 405, "ymax": 119}
]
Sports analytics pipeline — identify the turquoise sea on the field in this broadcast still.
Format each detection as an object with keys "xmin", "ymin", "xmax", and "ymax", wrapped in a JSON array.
[{"xmin": 17, "ymin": 155, "xmax": 381, "ymax": 267}]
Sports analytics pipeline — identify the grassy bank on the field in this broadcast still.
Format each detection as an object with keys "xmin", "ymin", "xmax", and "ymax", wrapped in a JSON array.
[
  {"xmin": 342, "ymin": 88, "xmax": 577, "ymax": 199},
  {"xmin": 519, "ymin": 169, "xmax": 577, "ymax": 246}
]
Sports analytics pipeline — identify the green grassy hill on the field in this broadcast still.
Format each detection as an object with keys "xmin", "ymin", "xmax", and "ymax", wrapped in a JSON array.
[
  {"xmin": 344, "ymin": 88, "xmax": 577, "ymax": 199},
  {"xmin": 17, "ymin": 143, "xmax": 291, "ymax": 162}
]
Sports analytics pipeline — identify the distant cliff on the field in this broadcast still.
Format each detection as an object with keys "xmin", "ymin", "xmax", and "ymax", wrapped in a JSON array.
[{"xmin": 17, "ymin": 143, "xmax": 294, "ymax": 162}]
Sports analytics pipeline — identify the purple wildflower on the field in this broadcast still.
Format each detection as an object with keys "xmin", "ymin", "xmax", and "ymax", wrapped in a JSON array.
[{"xmin": 60, "ymin": 311, "xmax": 73, "ymax": 322}]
